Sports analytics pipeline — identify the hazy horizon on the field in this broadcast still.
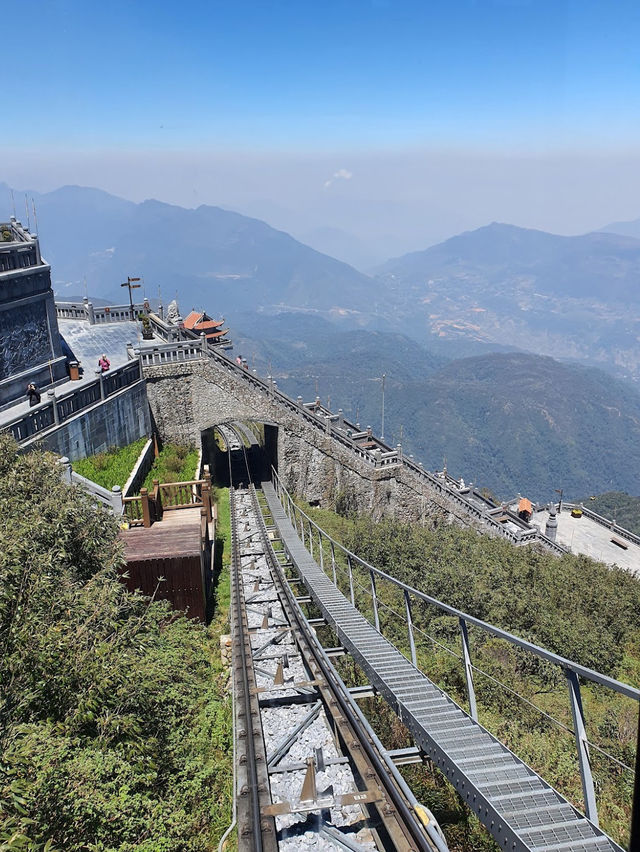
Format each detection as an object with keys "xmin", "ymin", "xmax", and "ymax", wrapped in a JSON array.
[{"xmin": 4, "ymin": 1, "xmax": 640, "ymax": 266}]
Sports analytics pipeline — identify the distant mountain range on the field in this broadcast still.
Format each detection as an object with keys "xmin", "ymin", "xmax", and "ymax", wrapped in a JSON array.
[
  {"xmin": 376, "ymin": 222, "xmax": 640, "ymax": 379},
  {"xmin": 4, "ymin": 180, "xmax": 640, "ymax": 500},
  {"xmin": 6, "ymin": 182, "xmax": 640, "ymax": 379},
  {"xmin": 600, "ymin": 215, "xmax": 640, "ymax": 241},
  {"xmin": 1, "ymin": 183, "xmax": 375, "ymax": 324},
  {"xmin": 246, "ymin": 322, "xmax": 640, "ymax": 501}
]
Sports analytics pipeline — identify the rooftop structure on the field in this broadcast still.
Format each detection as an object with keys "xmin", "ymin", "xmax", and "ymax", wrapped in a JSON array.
[
  {"xmin": 0, "ymin": 218, "xmax": 67, "ymax": 407},
  {"xmin": 182, "ymin": 309, "xmax": 229, "ymax": 343}
]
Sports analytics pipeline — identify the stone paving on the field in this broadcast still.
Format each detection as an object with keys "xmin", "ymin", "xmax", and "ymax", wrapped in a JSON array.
[
  {"xmin": 57, "ymin": 318, "xmax": 141, "ymax": 370},
  {"xmin": 531, "ymin": 507, "xmax": 640, "ymax": 575},
  {"xmin": 0, "ymin": 319, "xmax": 146, "ymax": 429}
]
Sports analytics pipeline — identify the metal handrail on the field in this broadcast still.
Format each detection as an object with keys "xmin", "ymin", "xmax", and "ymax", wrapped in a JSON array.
[
  {"xmin": 271, "ymin": 466, "xmax": 639, "ymax": 701},
  {"xmin": 270, "ymin": 465, "xmax": 640, "ymax": 829}
]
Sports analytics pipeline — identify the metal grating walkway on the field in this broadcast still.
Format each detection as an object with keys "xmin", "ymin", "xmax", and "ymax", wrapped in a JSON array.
[{"xmin": 262, "ymin": 482, "xmax": 624, "ymax": 852}]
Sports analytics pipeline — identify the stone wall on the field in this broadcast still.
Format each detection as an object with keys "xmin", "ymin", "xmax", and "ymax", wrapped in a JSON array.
[
  {"xmin": 33, "ymin": 381, "xmax": 151, "ymax": 461},
  {"xmin": 143, "ymin": 359, "xmax": 503, "ymax": 534}
]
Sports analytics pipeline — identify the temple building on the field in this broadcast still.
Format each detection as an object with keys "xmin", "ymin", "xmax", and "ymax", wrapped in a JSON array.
[
  {"xmin": 0, "ymin": 218, "xmax": 67, "ymax": 407},
  {"xmin": 182, "ymin": 309, "xmax": 229, "ymax": 344}
]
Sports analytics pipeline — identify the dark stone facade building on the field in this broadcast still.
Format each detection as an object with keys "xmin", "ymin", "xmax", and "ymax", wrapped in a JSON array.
[{"xmin": 0, "ymin": 218, "xmax": 67, "ymax": 407}]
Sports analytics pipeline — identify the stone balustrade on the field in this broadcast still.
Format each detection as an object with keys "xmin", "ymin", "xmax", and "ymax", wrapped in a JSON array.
[{"xmin": 5, "ymin": 360, "xmax": 141, "ymax": 443}]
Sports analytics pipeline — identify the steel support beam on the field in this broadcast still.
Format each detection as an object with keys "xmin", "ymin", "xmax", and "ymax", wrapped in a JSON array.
[
  {"xmin": 566, "ymin": 669, "xmax": 598, "ymax": 826},
  {"xmin": 459, "ymin": 618, "xmax": 478, "ymax": 722},
  {"xmin": 405, "ymin": 589, "xmax": 418, "ymax": 667}
]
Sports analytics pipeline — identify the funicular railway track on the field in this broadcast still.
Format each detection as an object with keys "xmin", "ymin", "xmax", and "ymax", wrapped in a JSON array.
[{"xmin": 223, "ymin": 423, "xmax": 443, "ymax": 852}]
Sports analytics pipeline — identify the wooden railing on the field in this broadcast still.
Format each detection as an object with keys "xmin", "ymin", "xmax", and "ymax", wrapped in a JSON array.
[{"xmin": 122, "ymin": 468, "xmax": 214, "ymax": 529}]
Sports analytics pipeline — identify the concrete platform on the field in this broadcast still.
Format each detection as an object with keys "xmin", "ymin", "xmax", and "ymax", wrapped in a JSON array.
[
  {"xmin": 58, "ymin": 318, "xmax": 141, "ymax": 371},
  {"xmin": 531, "ymin": 508, "xmax": 640, "ymax": 574}
]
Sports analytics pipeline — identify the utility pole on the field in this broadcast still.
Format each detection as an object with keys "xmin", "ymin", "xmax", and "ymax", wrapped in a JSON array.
[
  {"xmin": 121, "ymin": 276, "xmax": 141, "ymax": 320},
  {"xmin": 381, "ymin": 373, "xmax": 386, "ymax": 441}
]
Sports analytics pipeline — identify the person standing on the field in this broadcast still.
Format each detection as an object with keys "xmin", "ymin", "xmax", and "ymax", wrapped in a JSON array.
[
  {"xmin": 98, "ymin": 354, "xmax": 110, "ymax": 372},
  {"xmin": 26, "ymin": 383, "xmax": 41, "ymax": 406}
]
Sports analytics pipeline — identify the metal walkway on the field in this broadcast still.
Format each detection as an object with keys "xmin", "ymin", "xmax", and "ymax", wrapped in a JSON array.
[{"xmin": 262, "ymin": 482, "xmax": 623, "ymax": 852}]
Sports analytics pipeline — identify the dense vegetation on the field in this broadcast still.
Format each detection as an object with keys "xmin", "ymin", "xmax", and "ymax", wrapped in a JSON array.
[
  {"xmin": 142, "ymin": 443, "xmax": 199, "ymax": 489},
  {"xmin": 0, "ymin": 435, "xmax": 232, "ymax": 851},
  {"xmin": 72, "ymin": 437, "xmax": 148, "ymax": 490},
  {"xmin": 302, "ymin": 502, "xmax": 640, "ymax": 849},
  {"xmin": 272, "ymin": 344, "xmax": 640, "ymax": 501},
  {"xmin": 578, "ymin": 492, "xmax": 640, "ymax": 536}
]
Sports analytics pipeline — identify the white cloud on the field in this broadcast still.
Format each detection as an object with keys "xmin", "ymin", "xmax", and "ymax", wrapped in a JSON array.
[{"xmin": 324, "ymin": 168, "xmax": 353, "ymax": 190}]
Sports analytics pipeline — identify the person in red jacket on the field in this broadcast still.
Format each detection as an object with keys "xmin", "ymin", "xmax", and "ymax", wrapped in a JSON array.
[{"xmin": 98, "ymin": 354, "xmax": 110, "ymax": 373}]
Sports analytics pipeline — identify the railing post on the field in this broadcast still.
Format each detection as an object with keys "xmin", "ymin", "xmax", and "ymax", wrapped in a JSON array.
[
  {"xmin": 347, "ymin": 554, "xmax": 355, "ymax": 606},
  {"xmin": 95, "ymin": 368, "xmax": 105, "ymax": 400},
  {"xmin": 459, "ymin": 618, "xmax": 478, "ymax": 721},
  {"xmin": 57, "ymin": 455, "xmax": 72, "ymax": 484},
  {"xmin": 370, "ymin": 568, "xmax": 380, "ymax": 632},
  {"xmin": 308, "ymin": 520, "xmax": 314, "ymax": 559},
  {"xmin": 47, "ymin": 389, "xmax": 59, "ymax": 425},
  {"xmin": 140, "ymin": 487, "xmax": 152, "ymax": 528},
  {"xmin": 200, "ymin": 331, "xmax": 208, "ymax": 355},
  {"xmin": 629, "ymin": 706, "xmax": 640, "ymax": 851},
  {"xmin": 202, "ymin": 484, "xmax": 212, "ymax": 521},
  {"xmin": 404, "ymin": 590, "xmax": 417, "ymax": 667},
  {"xmin": 331, "ymin": 541, "xmax": 337, "ymax": 585},
  {"xmin": 318, "ymin": 530, "xmax": 324, "ymax": 573},
  {"xmin": 566, "ymin": 669, "xmax": 598, "ymax": 825},
  {"xmin": 111, "ymin": 485, "xmax": 123, "ymax": 515}
]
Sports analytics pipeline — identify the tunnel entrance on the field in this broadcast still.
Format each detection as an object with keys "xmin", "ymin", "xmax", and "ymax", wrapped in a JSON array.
[{"xmin": 201, "ymin": 420, "xmax": 278, "ymax": 487}]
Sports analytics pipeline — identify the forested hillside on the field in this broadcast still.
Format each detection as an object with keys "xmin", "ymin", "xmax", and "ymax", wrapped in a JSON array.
[
  {"xmin": 240, "ymin": 316, "xmax": 640, "ymax": 501},
  {"xmin": 577, "ymin": 492, "xmax": 640, "ymax": 536},
  {"xmin": 303, "ymin": 501, "xmax": 640, "ymax": 849},
  {"xmin": 0, "ymin": 436, "xmax": 232, "ymax": 851}
]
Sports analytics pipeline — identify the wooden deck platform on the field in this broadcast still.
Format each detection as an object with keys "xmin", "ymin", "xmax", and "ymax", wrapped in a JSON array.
[
  {"xmin": 119, "ymin": 508, "xmax": 209, "ymax": 621},
  {"xmin": 121, "ymin": 508, "xmax": 202, "ymax": 560}
]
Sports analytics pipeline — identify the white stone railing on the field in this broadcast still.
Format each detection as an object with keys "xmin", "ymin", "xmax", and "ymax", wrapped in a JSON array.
[
  {"xmin": 132, "ymin": 337, "xmax": 209, "ymax": 366},
  {"xmin": 536, "ymin": 502, "xmax": 640, "ymax": 549},
  {"xmin": 55, "ymin": 299, "xmax": 147, "ymax": 324},
  {"xmin": 4, "ymin": 361, "xmax": 142, "ymax": 443},
  {"xmin": 139, "ymin": 336, "xmax": 596, "ymax": 553},
  {"xmin": 57, "ymin": 457, "xmax": 124, "ymax": 514}
]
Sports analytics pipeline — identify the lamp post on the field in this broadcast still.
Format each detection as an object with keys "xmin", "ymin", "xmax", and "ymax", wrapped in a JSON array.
[
  {"xmin": 121, "ymin": 276, "xmax": 141, "ymax": 320},
  {"xmin": 555, "ymin": 488, "xmax": 564, "ymax": 513},
  {"xmin": 381, "ymin": 372, "xmax": 386, "ymax": 441}
]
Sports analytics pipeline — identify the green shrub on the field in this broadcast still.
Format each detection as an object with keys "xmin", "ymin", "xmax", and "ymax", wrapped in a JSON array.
[
  {"xmin": 0, "ymin": 434, "xmax": 232, "ymax": 850},
  {"xmin": 72, "ymin": 438, "xmax": 147, "ymax": 490},
  {"xmin": 142, "ymin": 444, "xmax": 198, "ymax": 491}
]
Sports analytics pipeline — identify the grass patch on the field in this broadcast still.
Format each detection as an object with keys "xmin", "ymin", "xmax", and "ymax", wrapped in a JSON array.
[
  {"xmin": 72, "ymin": 437, "xmax": 147, "ymax": 490},
  {"xmin": 142, "ymin": 443, "xmax": 199, "ymax": 490}
]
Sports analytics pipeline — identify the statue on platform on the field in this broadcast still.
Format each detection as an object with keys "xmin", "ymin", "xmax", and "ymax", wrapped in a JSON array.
[{"xmin": 167, "ymin": 299, "xmax": 181, "ymax": 324}]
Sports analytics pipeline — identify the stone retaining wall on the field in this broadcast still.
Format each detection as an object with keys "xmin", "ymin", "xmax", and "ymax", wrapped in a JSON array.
[{"xmin": 143, "ymin": 359, "xmax": 509, "ymax": 536}]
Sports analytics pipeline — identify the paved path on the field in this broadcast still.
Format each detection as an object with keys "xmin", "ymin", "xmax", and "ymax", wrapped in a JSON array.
[{"xmin": 531, "ymin": 509, "xmax": 640, "ymax": 574}]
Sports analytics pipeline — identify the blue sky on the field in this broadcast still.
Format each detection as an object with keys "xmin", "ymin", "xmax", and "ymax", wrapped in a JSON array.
[
  {"xmin": 8, "ymin": 0, "xmax": 640, "ymax": 149},
  {"xmin": 4, "ymin": 0, "xmax": 640, "ymax": 261}
]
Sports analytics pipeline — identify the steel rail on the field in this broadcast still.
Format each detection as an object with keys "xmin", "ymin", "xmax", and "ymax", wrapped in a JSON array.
[
  {"xmin": 228, "ymin": 449, "xmax": 277, "ymax": 851},
  {"xmin": 250, "ymin": 485, "xmax": 444, "ymax": 852}
]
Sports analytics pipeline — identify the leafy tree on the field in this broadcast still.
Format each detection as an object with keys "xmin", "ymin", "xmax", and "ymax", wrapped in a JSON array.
[{"xmin": 0, "ymin": 435, "xmax": 231, "ymax": 851}]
